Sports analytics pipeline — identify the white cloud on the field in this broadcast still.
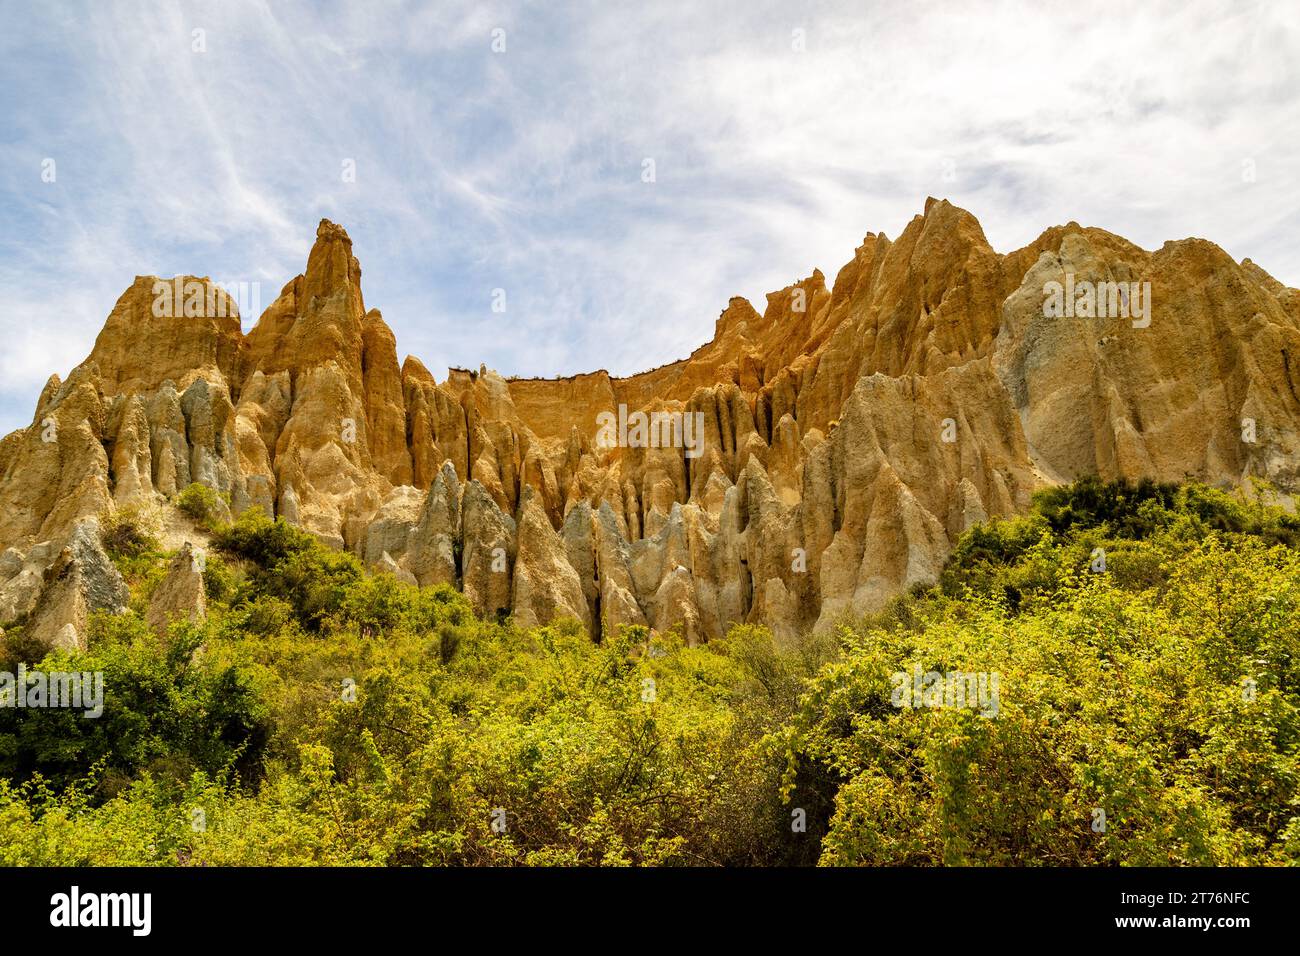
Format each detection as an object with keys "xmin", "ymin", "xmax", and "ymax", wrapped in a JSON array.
[{"xmin": 1, "ymin": 0, "xmax": 1297, "ymax": 433}]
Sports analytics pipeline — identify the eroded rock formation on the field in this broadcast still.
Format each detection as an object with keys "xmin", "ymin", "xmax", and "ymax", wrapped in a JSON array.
[{"xmin": 3, "ymin": 201, "xmax": 1297, "ymax": 647}]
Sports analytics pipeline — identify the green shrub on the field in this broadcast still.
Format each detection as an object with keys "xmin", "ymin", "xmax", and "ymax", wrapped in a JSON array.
[
  {"xmin": 213, "ymin": 509, "xmax": 362, "ymax": 632},
  {"xmin": 2, "ymin": 477, "xmax": 1297, "ymax": 866},
  {"xmin": 202, "ymin": 551, "xmax": 237, "ymax": 603},
  {"xmin": 0, "ymin": 613, "xmax": 271, "ymax": 798},
  {"xmin": 99, "ymin": 504, "xmax": 161, "ymax": 559},
  {"xmin": 176, "ymin": 483, "xmax": 224, "ymax": 529},
  {"xmin": 0, "ymin": 627, "xmax": 47, "ymax": 671}
]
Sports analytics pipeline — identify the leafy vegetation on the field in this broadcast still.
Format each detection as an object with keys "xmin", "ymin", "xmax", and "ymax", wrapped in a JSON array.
[
  {"xmin": 99, "ymin": 503, "xmax": 162, "ymax": 560},
  {"xmin": 1, "ymin": 481, "xmax": 1297, "ymax": 865},
  {"xmin": 176, "ymin": 482, "xmax": 225, "ymax": 531}
]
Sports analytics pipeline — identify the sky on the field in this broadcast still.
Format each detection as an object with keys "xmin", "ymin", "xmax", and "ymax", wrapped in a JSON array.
[{"xmin": 1, "ymin": 0, "xmax": 1298, "ymax": 436}]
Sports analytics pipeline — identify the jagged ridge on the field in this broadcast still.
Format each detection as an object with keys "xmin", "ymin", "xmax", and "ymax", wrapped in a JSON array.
[{"xmin": 2, "ymin": 199, "xmax": 1298, "ymax": 647}]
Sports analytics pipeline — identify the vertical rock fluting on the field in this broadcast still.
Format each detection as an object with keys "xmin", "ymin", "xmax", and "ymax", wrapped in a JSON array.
[{"xmin": 2, "ymin": 202, "xmax": 1297, "ymax": 647}]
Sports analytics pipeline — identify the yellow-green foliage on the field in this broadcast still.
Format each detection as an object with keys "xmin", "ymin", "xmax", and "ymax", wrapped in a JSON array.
[
  {"xmin": 786, "ymin": 480, "xmax": 1300, "ymax": 866},
  {"xmin": 1, "ymin": 480, "xmax": 1297, "ymax": 866},
  {"xmin": 98, "ymin": 504, "xmax": 169, "ymax": 606},
  {"xmin": 176, "ymin": 483, "xmax": 223, "ymax": 530}
]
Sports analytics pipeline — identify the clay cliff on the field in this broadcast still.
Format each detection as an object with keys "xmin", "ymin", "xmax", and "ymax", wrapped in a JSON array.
[{"xmin": 3, "ymin": 199, "xmax": 1298, "ymax": 648}]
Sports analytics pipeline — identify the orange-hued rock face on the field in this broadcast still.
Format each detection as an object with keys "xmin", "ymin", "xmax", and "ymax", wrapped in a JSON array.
[{"xmin": 4, "ymin": 203, "xmax": 1298, "ymax": 646}]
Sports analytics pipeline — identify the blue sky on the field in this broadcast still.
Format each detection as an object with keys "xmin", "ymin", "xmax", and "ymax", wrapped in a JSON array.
[{"xmin": 2, "ymin": 0, "xmax": 1298, "ymax": 436}]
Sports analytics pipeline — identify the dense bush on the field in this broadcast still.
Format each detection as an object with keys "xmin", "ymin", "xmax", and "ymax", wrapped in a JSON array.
[
  {"xmin": 212, "ymin": 509, "xmax": 365, "ymax": 632},
  {"xmin": 99, "ymin": 504, "xmax": 162, "ymax": 559},
  {"xmin": 0, "ymin": 478, "xmax": 1296, "ymax": 865},
  {"xmin": 0, "ymin": 612, "xmax": 270, "ymax": 798},
  {"xmin": 176, "ymin": 483, "xmax": 224, "ymax": 530},
  {"xmin": 782, "ymin": 538, "xmax": 1300, "ymax": 865}
]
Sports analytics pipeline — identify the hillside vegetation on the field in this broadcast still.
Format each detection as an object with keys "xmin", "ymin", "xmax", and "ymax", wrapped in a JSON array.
[{"xmin": 1, "ymin": 477, "xmax": 1297, "ymax": 866}]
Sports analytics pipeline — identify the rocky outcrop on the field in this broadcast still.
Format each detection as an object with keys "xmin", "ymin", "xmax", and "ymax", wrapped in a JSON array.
[
  {"xmin": 510, "ymin": 486, "xmax": 590, "ymax": 631},
  {"xmin": 406, "ymin": 462, "xmax": 461, "ymax": 588},
  {"xmin": 24, "ymin": 519, "xmax": 129, "ymax": 650},
  {"xmin": 460, "ymin": 480, "xmax": 516, "ymax": 619},
  {"xmin": 2, "ymin": 202, "xmax": 1297, "ymax": 647},
  {"xmin": 145, "ymin": 543, "xmax": 207, "ymax": 638}
]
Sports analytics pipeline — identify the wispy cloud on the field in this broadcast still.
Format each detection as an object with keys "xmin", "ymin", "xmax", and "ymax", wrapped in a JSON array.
[{"xmin": 1, "ymin": 0, "xmax": 1297, "ymax": 434}]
